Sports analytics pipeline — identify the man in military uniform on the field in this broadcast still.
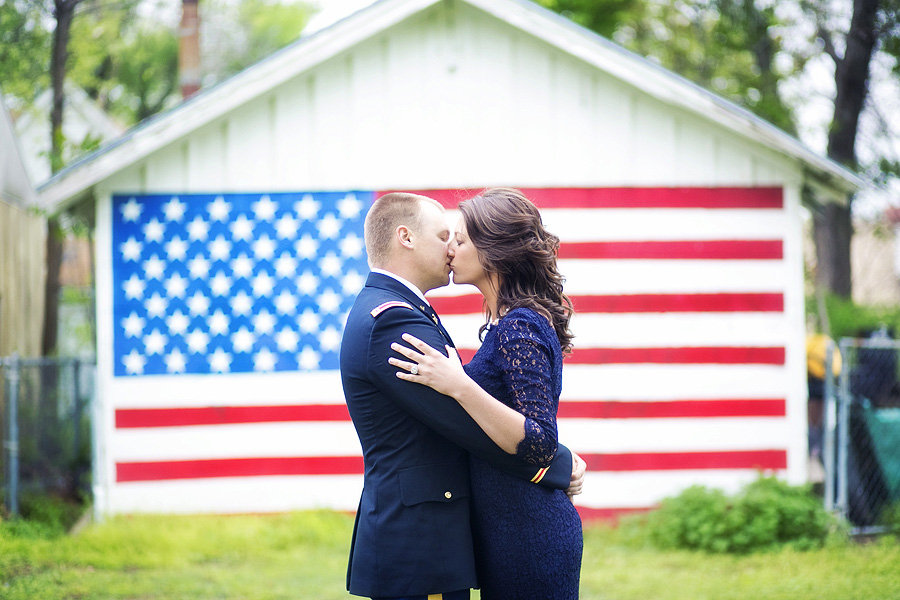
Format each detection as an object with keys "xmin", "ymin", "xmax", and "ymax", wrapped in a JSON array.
[{"xmin": 340, "ymin": 192, "xmax": 584, "ymax": 600}]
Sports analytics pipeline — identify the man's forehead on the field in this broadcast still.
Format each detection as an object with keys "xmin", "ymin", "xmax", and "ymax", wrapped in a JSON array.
[{"xmin": 419, "ymin": 201, "xmax": 447, "ymax": 224}]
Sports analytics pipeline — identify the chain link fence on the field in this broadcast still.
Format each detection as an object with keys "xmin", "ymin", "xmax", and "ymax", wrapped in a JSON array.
[
  {"xmin": 823, "ymin": 332, "xmax": 900, "ymax": 533},
  {"xmin": 1, "ymin": 356, "xmax": 95, "ymax": 517}
]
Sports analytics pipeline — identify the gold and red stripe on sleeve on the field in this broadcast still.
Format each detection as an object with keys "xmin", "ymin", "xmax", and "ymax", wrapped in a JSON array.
[{"xmin": 530, "ymin": 467, "xmax": 549, "ymax": 483}]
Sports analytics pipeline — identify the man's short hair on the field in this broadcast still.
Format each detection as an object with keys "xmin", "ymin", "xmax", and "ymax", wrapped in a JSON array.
[{"xmin": 364, "ymin": 193, "xmax": 440, "ymax": 266}]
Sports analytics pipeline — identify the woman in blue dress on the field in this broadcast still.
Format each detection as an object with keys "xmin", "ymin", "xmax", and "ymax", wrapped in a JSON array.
[{"xmin": 389, "ymin": 188, "xmax": 583, "ymax": 600}]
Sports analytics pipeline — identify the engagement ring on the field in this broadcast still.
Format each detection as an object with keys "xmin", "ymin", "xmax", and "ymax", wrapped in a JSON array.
[{"xmin": 410, "ymin": 365, "xmax": 418, "ymax": 375}]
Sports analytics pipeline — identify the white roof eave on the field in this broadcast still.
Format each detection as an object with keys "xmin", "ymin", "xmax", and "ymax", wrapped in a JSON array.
[{"xmin": 1, "ymin": 96, "xmax": 37, "ymax": 207}]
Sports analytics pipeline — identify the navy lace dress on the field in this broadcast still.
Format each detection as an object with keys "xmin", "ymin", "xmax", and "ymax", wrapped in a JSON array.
[{"xmin": 463, "ymin": 308, "xmax": 583, "ymax": 600}]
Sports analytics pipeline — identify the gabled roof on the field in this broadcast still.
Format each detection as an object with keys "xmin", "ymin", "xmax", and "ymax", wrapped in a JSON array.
[
  {"xmin": 15, "ymin": 83, "xmax": 126, "ymax": 184},
  {"xmin": 37, "ymin": 0, "xmax": 864, "ymax": 212},
  {"xmin": 1, "ymin": 95, "xmax": 36, "ymax": 207}
]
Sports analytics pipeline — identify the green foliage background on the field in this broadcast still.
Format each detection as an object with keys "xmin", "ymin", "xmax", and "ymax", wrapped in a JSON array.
[
  {"xmin": 808, "ymin": 293, "xmax": 900, "ymax": 340},
  {"xmin": 0, "ymin": 0, "xmax": 313, "ymax": 129},
  {"xmin": 636, "ymin": 476, "xmax": 834, "ymax": 553}
]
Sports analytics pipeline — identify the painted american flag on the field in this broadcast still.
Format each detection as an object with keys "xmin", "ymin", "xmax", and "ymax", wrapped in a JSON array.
[
  {"xmin": 112, "ymin": 191, "xmax": 368, "ymax": 376},
  {"xmin": 106, "ymin": 187, "xmax": 796, "ymax": 519}
]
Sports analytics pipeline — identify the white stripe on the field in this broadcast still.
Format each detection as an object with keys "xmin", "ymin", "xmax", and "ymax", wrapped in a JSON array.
[
  {"xmin": 560, "ymin": 259, "xmax": 786, "ymax": 294},
  {"xmin": 109, "ymin": 371, "xmax": 346, "ymax": 408},
  {"xmin": 430, "ymin": 262, "xmax": 787, "ymax": 297},
  {"xmin": 574, "ymin": 469, "xmax": 780, "ymax": 509},
  {"xmin": 569, "ymin": 313, "xmax": 787, "ymax": 347},
  {"xmin": 112, "ymin": 417, "xmax": 791, "ymax": 461},
  {"xmin": 558, "ymin": 417, "xmax": 788, "ymax": 454},
  {"xmin": 437, "ymin": 260, "xmax": 788, "ymax": 295},
  {"xmin": 109, "ymin": 475, "xmax": 363, "ymax": 514},
  {"xmin": 112, "ymin": 422, "xmax": 361, "ymax": 462},
  {"xmin": 111, "ymin": 412, "xmax": 789, "ymax": 461},
  {"xmin": 561, "ymin": 364, "xmax": 788, "ymax": 400},
  {"xmin": 442, "ymin": 313, "xmax": 788, "ymax": 349},
  {"xmin": 542, "ymin": 208, "xmax": 786, "ymax": 242}
]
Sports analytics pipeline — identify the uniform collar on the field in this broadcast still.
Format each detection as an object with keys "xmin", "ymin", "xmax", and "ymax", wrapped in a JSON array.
[
  {"xmin": 370, "ymin": 268, "xmax": 430, "ymax": 306},
  {"xmin": 365, "ymin": 271, "xmax": 454, "ymax": 346}
]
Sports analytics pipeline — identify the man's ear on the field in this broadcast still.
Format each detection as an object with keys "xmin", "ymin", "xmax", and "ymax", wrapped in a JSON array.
[{"xmin": 396, "ymin": 225, "xmax": 414, "ymax": 249}]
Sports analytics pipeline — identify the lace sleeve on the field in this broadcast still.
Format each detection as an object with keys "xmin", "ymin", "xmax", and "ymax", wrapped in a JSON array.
[{"xmin": 495, "ymin": 312, "xmax": 560, "ymax": 465}]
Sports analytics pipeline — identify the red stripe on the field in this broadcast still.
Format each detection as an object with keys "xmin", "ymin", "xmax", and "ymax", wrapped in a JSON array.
[
  {"xmin": 116, "ymin": 456, "xmax": 364, "ymax": 482},
  {"xmin": 568, "ymin": 347, "xmax": 785, "ymax": 365},
  {"xmin": 116, "ymin": 450, "xmax": 785, "ymax": 482},
  {"xmin": 116, "ymin": 404, "xmax": 351, "ymax": 428},
  {"xmin": 428, "ymin": 293, "xmax": 784, "ymax": 315},
  {"xmin": 427, "ymin": 294, "xmax": 485, "ymax": 315},
  {"xmin": 571, "ymin": 293, "xmax": 784, "ymax": 313},
  {"xmin": 456, "ymin": 346, "xmax": 785, "ymax": 365},
  {"xmin": 558, "ymin": 240, "xmax": 782, "ymax": 260},
  {"xmin": 557, "ymin": 399, "xmax": 786, "ymax": 419},
  {"xmin": 115, "ymin": 398, "xmax": 784, "ymax": 429},
  {"xmin": 580, "ymin": 449, "xmax": 787, "ymax": 472},
  {"xmin": 382, "ymin": 187, "xmax": 783, "ymax": 209}
]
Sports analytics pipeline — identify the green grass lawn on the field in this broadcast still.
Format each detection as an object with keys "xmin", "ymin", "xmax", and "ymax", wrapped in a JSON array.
[{"xmin": 1, "ymin": 510, "xmax": 898, "ymax": 600}]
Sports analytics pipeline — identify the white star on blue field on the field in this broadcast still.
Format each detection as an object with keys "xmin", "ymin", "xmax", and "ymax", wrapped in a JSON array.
[{"xmin": 112, "ymin": 191, "xmax": 370, "ymax": 376}]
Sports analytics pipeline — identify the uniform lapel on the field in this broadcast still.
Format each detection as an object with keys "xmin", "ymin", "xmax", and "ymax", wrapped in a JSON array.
[
  {"xmin": 424, "ymin": 305, "xmax": 454, "ymax": 347},
  {"xmin": 365, "ymin": 272, "xmax": 455, "ymax": 347}
]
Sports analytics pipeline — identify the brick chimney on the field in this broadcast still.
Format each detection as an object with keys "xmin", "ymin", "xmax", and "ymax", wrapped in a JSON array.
[{"xmin": 179, "ymin": 0, "xmax": 201, "ymax": 99}]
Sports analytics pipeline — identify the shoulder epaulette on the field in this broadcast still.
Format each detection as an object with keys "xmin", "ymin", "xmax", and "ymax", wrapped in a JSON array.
[{"xmin": 370, "ymin": 300, "xmax": 414, "ymax": 318}]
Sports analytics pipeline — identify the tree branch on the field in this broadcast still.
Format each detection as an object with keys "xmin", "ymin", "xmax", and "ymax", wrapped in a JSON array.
[
  {"xmin": 817, "ymin": 23, "xmax": 841, "ymax": 64},
  {"xmin": 74, "ymin": 0, "xmax": 139, "ymax": 18},
  {"xmin": 800, "ymin": 0, "xmax": 842, "ymax": 65}
]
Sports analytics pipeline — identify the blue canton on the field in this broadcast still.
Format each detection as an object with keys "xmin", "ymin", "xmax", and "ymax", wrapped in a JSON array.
[{"xmin": 111, "ymin": 191, "xmax": 371, "ymax": 376}]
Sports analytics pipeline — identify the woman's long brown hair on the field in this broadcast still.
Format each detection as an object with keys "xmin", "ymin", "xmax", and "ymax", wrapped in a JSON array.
[{"xmin": 459, "ymin": 187, "xmax": 574, "ymax": 354}]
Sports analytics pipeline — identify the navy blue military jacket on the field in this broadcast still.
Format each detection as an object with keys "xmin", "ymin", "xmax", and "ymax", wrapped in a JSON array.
[{"xmin": 340, "ymin": 272, "xmax": 573, "ymax": 598}]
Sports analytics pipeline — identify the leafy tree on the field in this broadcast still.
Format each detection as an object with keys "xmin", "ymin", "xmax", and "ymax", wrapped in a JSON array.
[
  {"xmin": 537, "ymin": 0, "xmax": 798, "ymax": 132},
  {"xmin": 4, "ymin": 0, "xmax": 313, "ymax": 131},
  {"xmin": 62, "ymin": 0, "xmax": 312, "ymax": 124},
  {"xmin": 0, "ymin": 0, "xmax": 50, "ymax": 103},
  {"xmin": 116, "ymin": 25, "xmax": 179, "ymax": 122},
  {"xmin": 538, "ymin": 0, "xmax": 642, "ymax": 38},
  {"xmin": 48, "ymin": 0, "xmax": 90, "ymax": 175},
  {"xmin": 804, "ymin": 0, "xmax": 900, "ymax": 298},
  {"xmin": 67, "ymin": 7, "xmax": 178, "ymax": 124},
  {"xmin": 201, "ymin": 0, "xmax": 314, "ymax": 86},
  {"xmin": 614, "ymin": 0, "xmax": 798, "ymax": 134}
]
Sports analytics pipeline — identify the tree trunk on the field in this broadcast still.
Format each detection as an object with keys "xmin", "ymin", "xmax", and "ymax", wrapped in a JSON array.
[
  {"xmin": 813, "ymin": 201, "xmax": 853, "ymax": 299},
  {"xmin": 49, "ymin": 0, "xmax": 75, "ymax": 174},
  {"xmin": 41, "ymin": 218, "xmax": 63, "ymax": 356},
  {"xmin": 44, "ymin": 0, "xmax": 80, "ymax": 357},
  {"xmin": 814, "ymin": 0, "xmax": 880, "ymax": 299}
]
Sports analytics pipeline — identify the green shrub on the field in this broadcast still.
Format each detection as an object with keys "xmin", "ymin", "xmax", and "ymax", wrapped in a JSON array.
[
  {"xmin": 807, "ymin": 294, "xmax": 900, "ymax": 340},
  {"xmin": 1, "ymin": 494, "xmax": 85, "ymax": 539},
  {"xmin": 645, "ymin": 476, "xmax": 833, "ymax": 553}
]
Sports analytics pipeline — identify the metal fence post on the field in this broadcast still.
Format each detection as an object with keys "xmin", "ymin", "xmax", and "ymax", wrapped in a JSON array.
[
  {"xmin": 823, "ymin": 340, "xmax": 836, "ymax": 512},
  {"xmin": 4, "ymin": 353, "xmax": 20, "ymax": 517},
  {"xmin": 73, "ymin": 359, "xmax": 82, "ymax": 467},
  {"xmin": 836, "ymin": 338, "xmax": 852, "ymax": 521}
]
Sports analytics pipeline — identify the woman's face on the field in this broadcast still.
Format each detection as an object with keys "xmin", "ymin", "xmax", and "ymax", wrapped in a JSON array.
[{"xmin": 449, "ymin": 217, "xmax": 487, "ymax": 288}]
